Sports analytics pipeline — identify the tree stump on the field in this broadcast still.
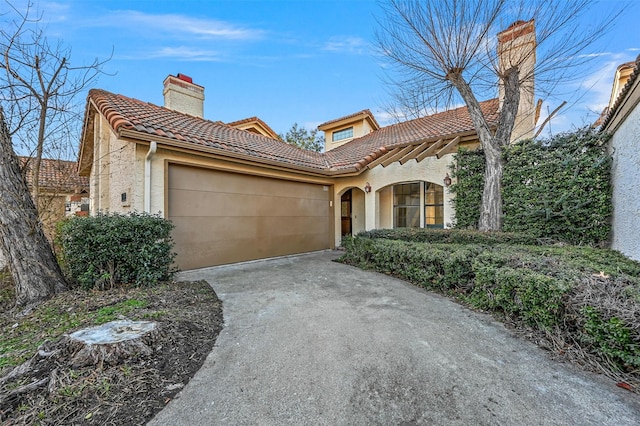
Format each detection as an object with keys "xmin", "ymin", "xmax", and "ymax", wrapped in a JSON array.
[{"xmin": 64, "ymin": 320, "xmax": 160, "ymax": 368}]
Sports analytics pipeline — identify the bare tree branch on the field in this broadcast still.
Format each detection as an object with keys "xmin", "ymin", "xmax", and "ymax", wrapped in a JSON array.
[{"xmin": 375, "ymin": 0, "xmax": 621, "ymax": 230}]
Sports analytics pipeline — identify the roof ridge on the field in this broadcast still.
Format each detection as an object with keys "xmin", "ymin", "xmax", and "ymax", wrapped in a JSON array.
[{"xmin": 318, "ymin": 108, "xmax": 378, "ymax": 129}]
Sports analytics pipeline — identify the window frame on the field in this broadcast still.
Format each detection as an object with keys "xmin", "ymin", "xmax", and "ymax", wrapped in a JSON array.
[
  {"xmin": 424, "ymin": 182, "xmax": 444, "ymax": 228},
  {"xmin": 332, "ymin": 126, "xmax": 354, "ymax": 142}
]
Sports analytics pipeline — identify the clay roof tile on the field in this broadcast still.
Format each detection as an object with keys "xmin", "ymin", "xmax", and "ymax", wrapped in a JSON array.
[{"xmin": 87, "ymin": 89, "xmax": 499, "ymax": 173}]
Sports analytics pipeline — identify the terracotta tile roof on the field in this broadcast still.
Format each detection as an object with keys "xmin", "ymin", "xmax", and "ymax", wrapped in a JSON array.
[
  {"xmin": 19, "ymin": 157, "xmax": 89, "ymax": 192},
  {"xmin": 87, "ymin": 89, "xmax": 499, "ymax": 174},
  {"xmin": 601, "ymin": 55, "xmax": 640, "ymax": 130},
  {"xmin": 324, "ymin": 99, "xmax": 500, "ymax": 170},
  {"xmin": 318, "ymin": 109, "xmax": 380, "ymax": 130},
  {"xmin": 89, "ymin": 89, "xmax": 327, "ymax": 171}
]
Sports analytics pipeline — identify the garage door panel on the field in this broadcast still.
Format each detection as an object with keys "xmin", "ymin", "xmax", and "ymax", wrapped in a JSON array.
[
  {"xmin": 170, "ymin": 190, "xmax": 328, "ymax": 219},
  {"xmin": 170, "ymin": 166, "xmax": 329, "ymax": 200},
  {"xmin": 170, "ymin": 216, "xmax": 258, "ymax": 242},
  {"xmin": 168, "ymin": 164, "xmax": 332, "ymax": 269},
  {"xmin": 170, "ymin": 192, "xmax": 328, "ymax": 219}
]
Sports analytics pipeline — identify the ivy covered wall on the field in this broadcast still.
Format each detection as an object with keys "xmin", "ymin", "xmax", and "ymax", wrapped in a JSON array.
[{"xmin": 450, "ymin": 129, "xmax": 612, "ymax": 246}]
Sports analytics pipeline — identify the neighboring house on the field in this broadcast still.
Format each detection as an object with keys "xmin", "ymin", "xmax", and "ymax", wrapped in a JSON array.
[
  {"xmin": 0, "ymin": 157, "xmax": 89, "ymax": 269},
  {"xmin": 19, "ymin": 157, "xmax": 90, "ymax": 237},
  {"xmin": 78, "ymin": 21, "xmax": 535, "ymax": 270},
  {"xmin": 601, "ymin": 55, "xmax": 640, "ymax": 262}
]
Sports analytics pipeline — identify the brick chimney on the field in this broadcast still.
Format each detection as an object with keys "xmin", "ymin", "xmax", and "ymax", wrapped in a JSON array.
[
  {"xmin": 497, "ymin": 20, "xmax": 536, "ymax": 142},
  {"xmin": 163, "ymin": 74, "xmax": 205, "ymax": 118}
]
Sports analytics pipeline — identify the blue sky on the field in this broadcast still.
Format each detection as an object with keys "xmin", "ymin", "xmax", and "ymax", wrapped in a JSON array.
[{"xmin": 8, "ymin": 0, "xmax": 640, "ymax": 140}]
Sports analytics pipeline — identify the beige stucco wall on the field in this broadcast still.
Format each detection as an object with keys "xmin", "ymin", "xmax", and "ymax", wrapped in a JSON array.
[
  {"xmin": 324, "ymin": 118, "xmax": 375, "ymax": 151},
  {"xmin": 89, "ymin": 116, "xmax": 140, "ymax": 214},
  {"xmin": 332, "ymin": 154, "xmax": 456, "ymax": 246},
  {"xmin": 608, "ymin": 101, "xmax": 640, "ymax": 262}
]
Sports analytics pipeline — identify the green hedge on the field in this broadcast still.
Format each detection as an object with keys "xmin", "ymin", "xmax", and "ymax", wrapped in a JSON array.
[
  {"xmin": 339, "ymin": 232, "xmax": 640, "ymax": 372},
  {"xmin": 57, "ymin": 212, "xmax": 176, "ymax": 289},
  {"xmin": 449, "ymin": 148, "xmax": 484, "ymax": 229},
  {"xmin": 450, "ymin": 128, "xmax": 612, "ymax": 246},
  {"xmin": 358, "ymin": 228, "xmax": 544, "ymax": 246}
]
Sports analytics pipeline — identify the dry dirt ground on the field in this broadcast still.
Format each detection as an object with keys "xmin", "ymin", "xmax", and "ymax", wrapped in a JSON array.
[{"xmin": 0, "ymin": 280, "xmax": 223, "ymax": 425}]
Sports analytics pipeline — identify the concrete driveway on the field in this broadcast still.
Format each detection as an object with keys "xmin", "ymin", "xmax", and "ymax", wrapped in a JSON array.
[{"xmin": 149, "ymin": 251, "xmax": 640, "ymax": 425}]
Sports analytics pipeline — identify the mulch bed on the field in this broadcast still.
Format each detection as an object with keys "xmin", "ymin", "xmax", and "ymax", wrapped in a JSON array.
[{"xmin": 0, "ymin": 280, "xmax": 223, "ymax": 425}]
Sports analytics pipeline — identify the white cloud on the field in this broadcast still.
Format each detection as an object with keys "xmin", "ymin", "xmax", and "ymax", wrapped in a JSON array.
[
  {"xmin": 580, "ymin": 55, "xmax": 627, "ymax": 112},
  {"xmin": 146, "ymin": 46, "xmax": 223, "ymax": 62},
  {"xmin": 322, "ymin": 37, "xmax": 368, "ymax": 55},
  {"xmin": 88, "ymin": 10, "xmax": 264, "ymax": 41}
]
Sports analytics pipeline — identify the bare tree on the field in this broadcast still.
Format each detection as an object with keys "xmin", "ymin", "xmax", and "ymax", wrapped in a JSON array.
[
  {"xmin": 0, "ymin": 1, "xmax": 108, "ymax": 211},
  {"xmin": 0, "ymin": 107, "xmax": 67, "ymax": 307},
  {"xmin": 0, "ymin": 1, "xmax": 108, "ymax": 306},
  {"xmin": 376, "ymin": 0, "xmax": 618, "ymax": 231}
]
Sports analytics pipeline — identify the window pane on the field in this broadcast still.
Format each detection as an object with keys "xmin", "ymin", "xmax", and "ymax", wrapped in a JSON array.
[
  {"xmin": 407, "ymin": 206, "xmax": 420, "ymax": 227},
  {"xmin": 425, "ymin": 182, "xmax": 444, "ymax": 228},
  {"xmin": 332, "ymin": 127, "xmax": 354, "ymax": 142}
]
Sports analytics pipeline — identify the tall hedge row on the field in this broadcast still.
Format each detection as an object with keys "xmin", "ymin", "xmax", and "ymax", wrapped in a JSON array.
[
  {"xmin": 450, "ymin": 128, "xmax": 612, "ymax": 246},
  {"xmin": 57, "ymin": 212, "xmax": 176, "ymax": 289}
]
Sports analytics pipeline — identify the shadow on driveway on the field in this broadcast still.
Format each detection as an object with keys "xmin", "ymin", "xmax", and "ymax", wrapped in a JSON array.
[{"xmin": 150, "ymin": 251, "xmax": 640, "ymax": 425}]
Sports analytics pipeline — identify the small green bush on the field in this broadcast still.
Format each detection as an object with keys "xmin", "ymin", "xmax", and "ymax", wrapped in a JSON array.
[
  {"xmin": 58, "ymin": 212, "xmax": 176, "ymax": 289},
  {"xmin": 580, "ymin": 306, "xmax": 640, "ymax": 369}
]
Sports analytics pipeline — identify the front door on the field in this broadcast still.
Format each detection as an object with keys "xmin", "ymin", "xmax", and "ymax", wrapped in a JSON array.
[{"xmin": 341, "ymin": 190, "xmax": 352, "ymax": 236}]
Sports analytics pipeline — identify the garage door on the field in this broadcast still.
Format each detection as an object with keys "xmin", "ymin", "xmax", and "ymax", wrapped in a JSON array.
[{"xmin": 168, "ymin": 164, "xmax": 332, "ymax": 270}]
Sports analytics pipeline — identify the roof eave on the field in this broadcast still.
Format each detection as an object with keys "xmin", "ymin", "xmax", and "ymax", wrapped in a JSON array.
[
  {"xmin": 78, "ymin": 99, "xmax": 98, "ymax": 176},
  {"xmin": 602, "ymin": 63, "xmax": 640, "ymax": 133},
  {"xmin": 117, "ymin": 128, "xmax": 343, "ymax": 177}
]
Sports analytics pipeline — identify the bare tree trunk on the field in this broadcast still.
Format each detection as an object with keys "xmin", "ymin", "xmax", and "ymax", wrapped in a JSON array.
[
  {"xmin": 447, "ymin": 70, "xmax": 513, "ymax": 231},
  {"xmin": 477, "ymin": 67, "xmax": 520, "ymax": 231},
  {"xmin": 479, "ymin": 144, "xmax": 504, "ymax": 231},
  {"xmin": 0, "ymin": 107, "xmax": 67, "ymax": 306}
]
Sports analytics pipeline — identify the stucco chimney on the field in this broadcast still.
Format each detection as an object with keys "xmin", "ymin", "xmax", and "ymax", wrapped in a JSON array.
[
  {"xmin": 497, "ymin": 20, "xmax": 536, "ymax": 142},
  {"xmin": 163, "ymin": 74, "xmax": 205, "ymax": 118}
]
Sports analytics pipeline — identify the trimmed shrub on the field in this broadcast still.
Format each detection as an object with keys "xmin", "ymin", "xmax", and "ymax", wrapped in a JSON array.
[
  {"xmin": 339, "ymin": 231, "xmax": 640, "ymax": 373},
  {"xmin": 58, "ymin": 212, "xmax": 176, "ymax": 289},
  {"xmin": 449, "ymin": 148, "xmax": 484, "ymax": 228},
  {"xmin": 358, "ymin": 227, "xmax": 542, "ymax": 246}
]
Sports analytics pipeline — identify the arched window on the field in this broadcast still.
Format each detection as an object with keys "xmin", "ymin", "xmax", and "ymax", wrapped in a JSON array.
[
  {"xmin": 393, "ymin": 181, "xmax": 444, "ymax": 228},
  {"xmin": 393, "ymin": 182, "xmax": 420, "ymax": 228}
]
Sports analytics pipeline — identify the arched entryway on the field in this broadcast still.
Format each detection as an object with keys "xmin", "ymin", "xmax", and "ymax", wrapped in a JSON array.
[{"xmin": 340, "ymin": 187, "xmax": 366, "ymax": 237}]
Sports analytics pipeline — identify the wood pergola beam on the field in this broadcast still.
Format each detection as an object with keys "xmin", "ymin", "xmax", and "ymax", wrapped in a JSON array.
[
  {"xmin": 435, "ymin": 136, "xmax": 461, "ymax": 159},
  {"xmin": 366, "ymin": 147, "xmax": 400, "ymax": 169},
  {"xmin": 399, "ymin": 141, "xmax": 431, "ymax": 165},
  {"xmin": 380, "ymin": 145, "xmax": 415, "ymax": 167},
  {"xmin": 415, "ymin": 139, "xmax": 445, "ymax": 163}
]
